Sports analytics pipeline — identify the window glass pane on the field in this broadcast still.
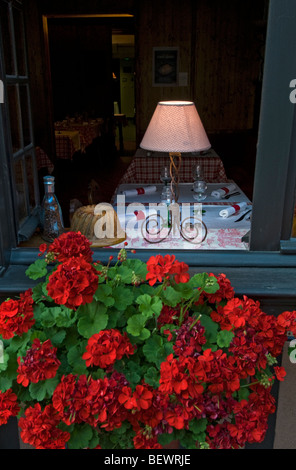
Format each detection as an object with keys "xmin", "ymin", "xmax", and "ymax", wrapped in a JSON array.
[
  {"xmin": 0, "ymin": 2, "xmax": 15, "ymax": 75},
  {"xmin": 25, "ymin": 153, "xmax": 36, "ymax": 210},
  {"xmin": 19, "ymin": 84, "xmax": 31, "ymax": 146},
  {"xmin": 14, "ymin": 158, "xmax": 27, "ymax": 223},
  {"xmin": 12, "ymin": 5, "xmax": 26, "ymax": 76},
  {"xmin": 7, "ymin": 83, "xmax": 22, "ymax": 151}
]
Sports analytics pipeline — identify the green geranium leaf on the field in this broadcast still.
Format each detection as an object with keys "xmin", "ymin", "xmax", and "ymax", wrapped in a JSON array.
[
  {"xmin": 25, "ymin": 259, "xmax": 48, "ymax": 280},
  {"xmin": 77, "ymin": 312, "xmax": 108, "ymax": 339},
  {"xmin": 32, "ymin": 282, "xmax": 52, "ymax": 304},
  {"xmin": 144, "ymin": 366, "xmax": 160, "ymax": 388},
  {"xmin": 143, "ymin": 334, "xmax": 173, "ymax": 367},
  {"xmin": 116, "ymin": 360, "xmax": 142, "ymax": 387},
  {"xmin": 189, "ymin": 417, "xmax": 208, "ymax": 435},
  {"xmin": 29, "ymin": 376, "xmax": 59, "ymax": 401},
  {"xmin": 237, "ymin": 387, "xmax": 250, "ymax": 401},
  {"xmin": 203, "ymin": 275, "xmax": 219, "ymax": 294},
  {"xmin": 67, "ymin": 423, "xmax": 94, "ymax": 449},
  {"xmin": 136, "ymin": 294, "xmax": 162, "ymax": 318},
  {"xmin": 45, "ymin": 328, "xmax": 66, "ymax": 347},
  {"xmin": 40, "ymin": 305, "xmax": 60, "ymax": 328},
  {"xmin": 200, "ymin": 314, "xmax": 219, "ymax": 344},
  {"xmin": 94, "ymin": 284, "xmax": 115, "ymax": 307},
  {"xmin": 6, "ymin": 331, "xmax": 31, "ymax": 353},
  {"xmin": 112, "ymin": 286, "xmax": 134, "ymax": 311},
  {"xmin": 126, "ymin": 314, "xmax": 147, "ymax": 337},
  {"xmin": 125, "ymin": 258, "xmax": 147, "ymax": 280},
  {"xmin": 67, "ymin": 342, "xmax": 88, "ymax": 375},
  {"xmin": 77, "ymin": 302, "xmax": 108, "ymax": 338},
  {"xmin": 160, "ymin": 286, "xmax": 183, "ymax": 307},
  {"xmin": 217, "ymin": 329, "xmax": 234, "ymax": 348}
]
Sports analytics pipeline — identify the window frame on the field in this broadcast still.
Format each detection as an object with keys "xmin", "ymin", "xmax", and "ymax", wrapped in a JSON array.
[
  {"xmin": 1, "ymin": 0, "xmax": 296, "ymax": 296},
  {"xmin": 0, "ymin": 0, "xmax": 40, "ymax": 263}
]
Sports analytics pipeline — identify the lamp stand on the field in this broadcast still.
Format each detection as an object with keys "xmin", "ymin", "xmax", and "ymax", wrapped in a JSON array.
[{"xmin": 169, "ymin": 152, "xmax": 181, "ymax": 202}]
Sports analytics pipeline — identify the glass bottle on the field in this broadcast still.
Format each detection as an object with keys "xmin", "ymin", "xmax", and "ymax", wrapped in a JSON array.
[
  {"xmin": 160, "ymin": 184, "xmax": 175, "ymax": 226},
  {"xmin": 40, "ymin": 176, "xmax": 64, "ymax": 242}
]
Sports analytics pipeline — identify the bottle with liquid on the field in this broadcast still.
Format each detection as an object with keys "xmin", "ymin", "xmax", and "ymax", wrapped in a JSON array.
[
  {"xmin": 40, "ymin": 176, "xmax": 64, "ymax": 242},
  {"xmin": 160, "ymin": 184, "xmax": 175, "ymax": 227}
]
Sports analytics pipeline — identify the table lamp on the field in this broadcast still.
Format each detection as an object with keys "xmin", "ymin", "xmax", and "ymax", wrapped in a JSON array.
[{"xmin": 140, "ymin": 100, "xmax": 210, "ymax": 201}]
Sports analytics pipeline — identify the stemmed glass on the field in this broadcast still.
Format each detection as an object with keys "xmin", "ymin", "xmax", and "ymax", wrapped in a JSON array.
[
  {"xmin": 160, "ymin": 166, "xmax": 172, "ymax": 185},
  {"xmin": 193, "ymin": 180, "xmax": 207, "ymax": 201}
]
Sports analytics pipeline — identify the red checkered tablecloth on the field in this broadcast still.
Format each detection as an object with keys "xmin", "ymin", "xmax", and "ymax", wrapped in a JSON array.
[
  {"xmin": 119, "ymin": 148, "xmax": 228, "ymax": 185},
  {"xmin": 36, "ymin": 147, "xmax": 54, "ymax": 173},
  {"xmin": 55, "ymin": 131, "xmax": 80, "ymax": 160},
  {"xmin": 55, "ymin": 120, "xmax": 104, "ymax": 152},
  {"xmin": 65, "ymin": 122, "xmax": 103, "ymax": 151}
]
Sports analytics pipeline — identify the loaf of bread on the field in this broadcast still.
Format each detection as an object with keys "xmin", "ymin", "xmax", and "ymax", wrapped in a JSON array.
[{"xmin": 70, "ymin": 204, "xmax": 126, "ymax": 247}]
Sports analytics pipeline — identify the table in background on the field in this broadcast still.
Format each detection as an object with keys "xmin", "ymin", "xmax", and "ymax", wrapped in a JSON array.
[
  {"xmin": 111, "ymin": 182, "xmax": 251, "ymax": 251},
  {"xmin": 118, "ymin": 148, "xmax": 228, "ymax": 186},
  {"xmin": 55, "ymin": 130, "xmax": 80, "ymax": 160},
  {"xmin": 55, "ymin": 119, "xmax": 104, "ymax": 152}
]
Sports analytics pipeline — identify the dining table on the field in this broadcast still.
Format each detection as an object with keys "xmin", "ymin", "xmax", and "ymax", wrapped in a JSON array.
[
  {"xmin": 55, "ymin": 119, "xmax": 104, "ymax": 153},
  {"xmin": 117, "ymin": 147, "xmax": 228, "ymax": 186},
  {"xmin": 108, "ymin": 182, "xmax": 252, "ymax": 250},
  {"xmin": 55, "ymin": 130, "xmax": 81, "ymax": 160}
]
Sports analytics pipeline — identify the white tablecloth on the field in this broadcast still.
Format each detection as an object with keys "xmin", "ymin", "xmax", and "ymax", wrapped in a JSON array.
[{"xmin": 107, "ymin": 183, "xmax": 252, "ymax": 250}]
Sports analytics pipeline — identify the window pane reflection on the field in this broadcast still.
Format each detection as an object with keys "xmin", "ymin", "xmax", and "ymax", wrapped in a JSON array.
[
  {"xmin": 14, "ymin": 158, "xmax": 27, "ymax": 223},
  {"xmin": 19, "ymin": 84, "xmax": 31, "ymax": 146},
  {"xmin": 12, "ymin": 6, "xmax": 27, "ymax": 76},
  {"xmin": 0, "ymin": 2, "xmax": 15, "ymax": 75},
  {"xmin": 7, "ymin": 84, "xmax": 22, "ymax": 152},
  {"xmin": 25, "ymin": 154, "xmax": 36, "ymax": 210}
]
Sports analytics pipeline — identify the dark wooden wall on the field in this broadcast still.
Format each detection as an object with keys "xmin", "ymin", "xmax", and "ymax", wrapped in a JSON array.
[
  {"xmin": 136, "ymin": 0, "xmax": 267, "ymax": 141},
  {"xmin": 23, "ymin": 0, "xmax": 267, "ymax": 158}
]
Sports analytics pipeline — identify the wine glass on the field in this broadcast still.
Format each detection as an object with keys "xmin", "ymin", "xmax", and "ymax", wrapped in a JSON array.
[
  {"xmin": 160, "ymin": 166, "xmax": 171, "ymax": 185},
  {"xmin": 193, "ymin": 180, "xmax": 207, "ymax": 201}
]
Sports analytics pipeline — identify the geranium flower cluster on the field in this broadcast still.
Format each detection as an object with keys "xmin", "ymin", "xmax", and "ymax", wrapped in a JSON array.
[
  {"xmin": 0, "ymin": 231, "xmax": 295, "ymax": 450},
  {"xmin": 83, "ymin": 329, "xmax": 135, "ymax": 369},
  {"xmin": 17, "ymin": 338, "xmax": 60, "ymax": 387},
  {"xmin": 0, "ymin": 289, "xmax": 34, "ymax": 339},
  {"xmin": 146, "ymin": 254, "xmax": 190, "ymax": 285}
]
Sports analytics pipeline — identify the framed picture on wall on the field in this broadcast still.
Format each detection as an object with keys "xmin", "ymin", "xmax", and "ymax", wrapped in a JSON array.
[{"xmin": 152, "ymin": 47, "xmax": 179, "ymax": 86}]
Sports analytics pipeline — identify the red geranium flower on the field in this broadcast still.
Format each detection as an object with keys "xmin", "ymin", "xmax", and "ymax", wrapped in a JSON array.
[
  {"xmin": 47, "ymin": 257, "xmax": 98, "ymax": 309},
  {"xmin": 83, "ymin": 329, "xmax": 135, "ymax": 369},
  {"xmin": 0, "ymin": 389, "xmax": 20, "ymax": 425},
  {"xmin": 0, "ymin": 289, "xmax": 35, "ymax": 339},
  {"xmin": 18, "ymin": 403, "xmax": 70, "ymax": 449},
  {"xmin": 17, "ymin": 338, "xmax": 60, "ymax": 387},
  {"xmin": 47, "ymin": 231, "xmax": 93, "ymax": 263},
  {"xmin": 146, "ymin": 254, "xmax": 190, "ymax": 286}
]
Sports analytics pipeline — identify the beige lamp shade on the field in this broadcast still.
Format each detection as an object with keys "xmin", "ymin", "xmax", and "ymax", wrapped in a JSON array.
[{"xmin": 140, "ymin": 101, "xmax": 211, "ymax": 153}]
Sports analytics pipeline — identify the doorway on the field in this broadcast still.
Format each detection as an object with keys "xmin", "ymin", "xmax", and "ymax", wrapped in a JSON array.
[{"xmin": 112, "ymin": 32, "xmax": 136, "ymax": 156}]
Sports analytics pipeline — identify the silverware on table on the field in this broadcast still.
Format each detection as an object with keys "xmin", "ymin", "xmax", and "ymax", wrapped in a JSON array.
[
  {"xmin": 223, "ymin": 191, "xmax": 240, "ymax": 199},
  {"xmin": 234, "ymin": 209, "xmax": 252, "ymax": 222}
]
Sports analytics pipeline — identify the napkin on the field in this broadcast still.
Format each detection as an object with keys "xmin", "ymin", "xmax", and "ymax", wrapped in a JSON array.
[
  {"xmin": 121, "ymin": 185, "xmax": 157, "ymax": 197},
  {"xmin": 211, "ymin": 183, "xmax": 236, "ymax": 199},
  {"xmin": 219, "ymin": 202, "xmax": 247, "ymax": 218}
]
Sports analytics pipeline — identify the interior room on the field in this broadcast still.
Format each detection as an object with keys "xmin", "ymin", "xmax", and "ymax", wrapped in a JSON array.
[{"xmin": 22, "ymin": 0, "xmax": 267, "ymax": 232}]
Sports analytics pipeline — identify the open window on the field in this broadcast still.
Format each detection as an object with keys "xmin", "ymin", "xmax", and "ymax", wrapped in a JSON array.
[{"xmin": 1, "ymin": 0, "xmax": 296, "ymax": 296}]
